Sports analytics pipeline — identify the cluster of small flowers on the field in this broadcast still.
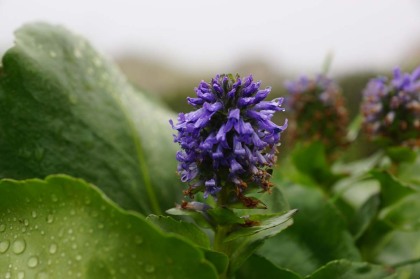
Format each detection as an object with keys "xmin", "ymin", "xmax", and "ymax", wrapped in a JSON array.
[
  {"xmin": 170, "ymin": 74, "xmax": 287, "ymax": 201},
  {"xmin": 361, "ymin": 67, "xmax": 420, "ymax": 148},
  {"xmin": 285, "ymin": 75, "xmax": 349, "ymax": 154}
]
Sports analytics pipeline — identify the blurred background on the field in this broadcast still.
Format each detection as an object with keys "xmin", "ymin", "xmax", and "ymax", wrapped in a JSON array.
[{"xmin": 1, "ymin": 0, "xmax": 420, "ymax": 118}]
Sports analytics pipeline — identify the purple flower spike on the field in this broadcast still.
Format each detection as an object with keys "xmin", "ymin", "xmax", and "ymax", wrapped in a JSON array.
[
  {"xmin": 362, "ymin": 66, "xmax": 420, "ymax": 148},
  {"xmin": 171, "ymin": 74, "xmax": 287, "ymax": 200},
  {"xmin": 285, "ymin": 74, "xmax": 349, "ymax": 157}
]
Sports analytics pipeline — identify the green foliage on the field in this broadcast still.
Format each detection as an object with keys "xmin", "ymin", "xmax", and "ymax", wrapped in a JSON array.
[
  {"xmin": 290, "ymin": 142, "xmax": 343, "ymax": 187},
  {"xmin": 0, "ymin": 175, "xmax": 218, "ymax": 278},
  {"xmin": 1, "ymin": 22, "xmax": 419, "ymax": 278},
  {"xmin": 236, "ymin": 254, "xmax": 302, "ymax": 279},
  {"xmin": 306, "ymin": 259, "xmax": 396, "ymax": 279},
  {"xmin": 257, "ymin": 183, "xmax": 361, "ymax": 276},
  {"xmin": 0, "ymin": 23, "xmax": 182, "ymax": 215},
  {"xmin": 146, "ymin": 215, "xmax": 211, "ymax": 248}
]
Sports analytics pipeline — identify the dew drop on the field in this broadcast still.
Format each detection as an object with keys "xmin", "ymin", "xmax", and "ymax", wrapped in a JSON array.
[
  {"xmin": 31, "ymin": 211, "xmax": 37, "ymax": 218},
  {"xmin": 49, "ymin": 243, "xmax": 57, "ymax": 254},
  {"xmin": 5, "ymin": 271, "xmax": 11, "ymax": 279},
  {"xmin": 0, "ymin": 240, "xmax": 10, "ymax": 253},
  {"xmin": 49, "ymin": 51, "xmax": 57, "ymax": 58},
  {"xmin": 51, "ymin": 194, "xmax": 58, "ymax": 202},
  {"xmin": 145, "ymin": 264, "xmax": 155, "ymax": 273},
  {"xmin": 75, "ymin": 255, "xmax": 82, "ymax": 261},
  {"xmin": 27, "ymin": 256, "xmax": 39, "ymax": 268},
  {"xmin": 0, "ymin": 224, "xmax": 6, "ymax": 232},
  {"xmin": 12, "ymin": 239, "xmax": 26, "ymax": 254},
  {"xmin": 17, "ymin": 271, "xmax": 25, "ymax": 279},
  {"xmin": 98, "ymin": 223, "xmax": 104, "ymax": 229},
  {"xmin": 134, "ymin": 235, "xmax": 143, "ymax": 245},
  {"xmin": 24, "ymin": 219, "xmax": 29, "ymax": 226},
  {"xmin": 36, "ymin": 271, "xmax": 49, "ymax": 279},
  {"xmin": 46, "ymin": 214, "xmax": 54, "ymax": 224}
]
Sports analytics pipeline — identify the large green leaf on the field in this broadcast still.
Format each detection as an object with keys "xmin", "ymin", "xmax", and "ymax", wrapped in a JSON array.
[
  {"xmin": 397, "ymin": 152, "xmax": 420, "ymax": 187},
  {"xmin": 225, "ymin": 209, "xmax": 297, "ymax": 242},
  {"xmin": 371, "ymin": 171, "xmax": 416, "ymax": 208},
  {"xmin": 0, "ymin": 175, "xmax": 218, "ymax": 278},
  {"xmin": 257, "ymin": 183, "xmax": 361, "ymax": 276},
  {"xmin": 0, "ymin": 23, "xmax": 182, "ymax": 215},
  {"xmin": 290, "ymin": 142, "xmax": 342, "ymax": 187},
  {"xmin": 236, "ymin": 254, "xmax": 302, "ymax": 279},
  {"xmin": 380, "ymin": 193, "xmax": 420, "ymax": 231},
  {"xmin": 146, "ymin": 215, "xmax": 210, "ymax": 248},
  {"xmin": 350, "ymin": 193, "xmax": 380, "ymax": 239},
  {"xmin": 226, "ymin": 210, "xmax": 295, "ymax": 274},
  {"xmin": 307, "ymin": 259, "xmax": 396, "ymax": 279}
]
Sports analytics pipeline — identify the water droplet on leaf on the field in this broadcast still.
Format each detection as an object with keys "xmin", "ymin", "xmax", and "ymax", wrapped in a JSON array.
[
  {"xmin": 49, "ymin": 243, "xmax": 57, "ymax": 254},
  {"xmin": 135, "ymin": 235, "xmax": 143, "ymax": 245},
  {"xmin": 0, "ymin": 240, "xmax": 10, "ymax": 253},
  {"xmin": 28, "ymin": 256, "xmax": 39, "ymax": 268},
  {"xmin": 145, "ymin": 264, "xmax": 155, "ymax": 273},
  {"xmin": 12, "ymin": 239, "xmax": 26, "ymax": 254},
  {"xmin": 46, "ymin": 214, "xmax": 54, "ymax": 224}
]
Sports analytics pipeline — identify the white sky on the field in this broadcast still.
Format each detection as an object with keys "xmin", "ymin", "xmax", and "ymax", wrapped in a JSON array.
[{"xmin": 1, "ymin": 0, "xmax": 420, "ymax": 74}]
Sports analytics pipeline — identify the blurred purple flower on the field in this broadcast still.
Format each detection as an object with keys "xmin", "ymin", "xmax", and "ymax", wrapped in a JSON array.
[
  {"xmin": 285, "ymin": 74, "xmax": 348, "ymax": 156},
  {"xmin": 170, "ymin": 74, "xmax": 287, "ymax": 199},
  {"xmin": 361, "ymin": 66, "xmax": 420, "ymax": 147}
]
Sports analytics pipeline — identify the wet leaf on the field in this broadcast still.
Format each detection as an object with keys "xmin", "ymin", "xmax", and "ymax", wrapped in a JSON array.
[
  {"xmin": 0, "ymin": 23, "xmax": 182, "ymax": 215},
  {"xmin": 0, "ymin": 175, "xmax": 218, "ymax": 278}
]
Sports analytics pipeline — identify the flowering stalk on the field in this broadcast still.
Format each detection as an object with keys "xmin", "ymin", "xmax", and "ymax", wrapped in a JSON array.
[
  {"xmin": 361, "ymin": 67, "xmax": 420, "ymax": 149},
  {"xmin": 170, "ymin": 74, "xmax": 287, "ymax": 207},
  {"xmin": 285, "ymin": 75, "xmax": 349, "ymax": 158},
  {"xmin": 170, "ymin": 74, "xmax": 288, "ymax": 265}
]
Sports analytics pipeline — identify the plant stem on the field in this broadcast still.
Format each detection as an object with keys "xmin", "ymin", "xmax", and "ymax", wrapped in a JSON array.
[
  {"xmin": 213, "ymin": 184, "xmax": 233, "ymax": 278},
  {"xmin": 391, "ymin": 257, "xmax": 420, "ymax": 268}
]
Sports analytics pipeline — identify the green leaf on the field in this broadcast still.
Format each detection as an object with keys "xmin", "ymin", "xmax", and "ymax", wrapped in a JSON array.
[
  {"xmin": 146, "ymin": 215, "xmax": 210, "ymax": 248},
  {"xmin": 373, "ymin": 230, "xmax": 420, "ymax": 267},
  {"xmin": 236, "ymin": 254, "xmax": 302, "ymax": 279},
  {"xmin": 225, "ymin": 210, "xmax": 296, "ymax": 275},
  {"xmin": 350, "ymin": 193, "xmax": 380, "ymax": 239},
  {"xmin": 397, "ymin": 152, "xmax": 420, "ymax": 187},
  {"xmin": 0, "ymin": 175, "xmax": 218, "ymax": 278},
  {"xmin": 0, "ymin": 23, "xmax": 182, "ymax": 215},
  {"xmin": 225, "ymin": 209, "xmax": 297, "ymax": 242},
  {"xmin": 307, "ymin": 259, "xmax": 396, "ymax": 279},
  {"xmin": 257, "ymin": 183, "xmax": 361, "ymax": 276},
  {"xmin": 386, "ymin": 146, "xmax": 417, "ymax": 164},
  {"xmin": 202, "ymin": 250, "xmax": 229, "ymax": 276},
  {"xmin": 207, "ymin": 207, "xmax": 245, "ymax": 226},
  {"xmin": 380, "ymin": 193, "xmax": 420, "ymax": 231},
  {"xmin": 371, "ymin": 171, "xmax": 416, "ymax": 208},
  {"xmin": 291, "ymin": 142, "xmax": 342, "ymax": 187}
]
